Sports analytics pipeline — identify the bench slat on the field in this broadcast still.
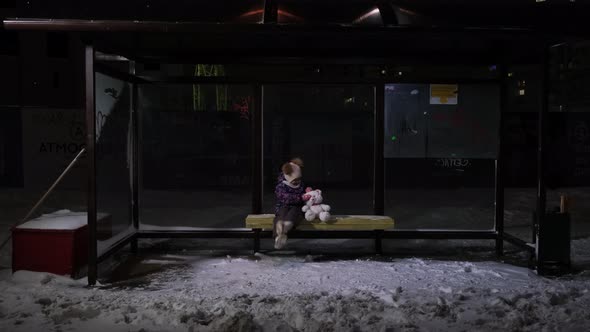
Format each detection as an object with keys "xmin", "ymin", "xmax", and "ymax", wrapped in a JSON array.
[{"xmin": 246, "ymin": 214, "xmax": 395, "ymax": 231}]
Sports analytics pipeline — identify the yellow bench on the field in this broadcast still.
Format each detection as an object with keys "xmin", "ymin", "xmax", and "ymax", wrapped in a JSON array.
[
  {"xmin": 246, "ymin": 214, "xmax": 395, "ymax": 231},
  {"xmin": 246, "ymin": 214, "xmax": 395, "ymax": 253}
]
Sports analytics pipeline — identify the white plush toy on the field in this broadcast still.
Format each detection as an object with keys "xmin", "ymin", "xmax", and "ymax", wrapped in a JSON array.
[{"xmin": 302, "ymin": 187, "xmax": 331, "ymax": 222}]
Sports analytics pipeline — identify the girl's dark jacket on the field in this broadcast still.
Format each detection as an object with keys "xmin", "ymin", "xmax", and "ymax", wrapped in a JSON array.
[{"xmin": 274, "ymin": 172, "xmax": 306, "ymax": 214}]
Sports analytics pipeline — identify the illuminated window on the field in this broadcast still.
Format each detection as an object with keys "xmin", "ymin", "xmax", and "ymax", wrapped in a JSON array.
[{"xmin": 517, "ymin": 80, "xmax": 526, "ymax": 96}]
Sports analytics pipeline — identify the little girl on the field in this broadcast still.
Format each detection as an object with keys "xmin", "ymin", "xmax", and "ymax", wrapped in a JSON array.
[{"xmin": 274, "ymin": 158, "xmax": 306, "ymax": 250}]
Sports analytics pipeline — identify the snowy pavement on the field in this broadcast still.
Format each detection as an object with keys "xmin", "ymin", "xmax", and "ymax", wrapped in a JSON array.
[
  {"xmin": 1, "ymin": 240, "xmax": 590, "ymax": 332},
  {"xmin": 1, "ymin": 187, "xmax": 590, "ymax": 331}
]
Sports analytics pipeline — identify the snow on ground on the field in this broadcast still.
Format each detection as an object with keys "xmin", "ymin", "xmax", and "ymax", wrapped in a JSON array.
[
  {"xmin": 1, "ymin": 187, "xmax": 590, "ymax": 331},
  {"xmin": 1, "ymin": 239, "xmax": 590, "ymax": 332}
]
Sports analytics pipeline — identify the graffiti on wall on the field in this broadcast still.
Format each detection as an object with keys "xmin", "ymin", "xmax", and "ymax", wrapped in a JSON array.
[
  {"xmin": 23, "ymin": 109, "xmax": 86, "ymax": 188},
  {"xmin": 232, "ymin": 96, "xmax": 253, "ymax": 120},
  {"xmin": 32, "ymin": 110, "xmax": 85, "ymax": 156}
]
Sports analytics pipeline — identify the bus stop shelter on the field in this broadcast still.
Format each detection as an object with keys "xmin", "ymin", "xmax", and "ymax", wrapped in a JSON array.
[{"xmin": 4, "ymin": 0, "xmax": 589, "ymax": 285}]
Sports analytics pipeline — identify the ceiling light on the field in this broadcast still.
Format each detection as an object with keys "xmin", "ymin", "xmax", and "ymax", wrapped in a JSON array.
[{"xmin": 353, "ymin": 7, "xmax": 380, "ymax": 24}]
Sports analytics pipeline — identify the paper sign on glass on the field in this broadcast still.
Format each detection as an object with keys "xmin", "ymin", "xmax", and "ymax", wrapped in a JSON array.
[{"xmin": 430, "ymin": 84, "xmax": 458, "ymax": 105}]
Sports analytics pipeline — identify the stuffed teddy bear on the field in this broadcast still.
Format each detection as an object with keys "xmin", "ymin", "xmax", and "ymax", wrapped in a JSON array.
[{"xmin": 302, "ymin": 187, "xmax": 331, "ymax": 222}]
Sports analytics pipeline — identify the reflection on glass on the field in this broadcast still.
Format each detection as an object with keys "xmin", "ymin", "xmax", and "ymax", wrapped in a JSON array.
[
  {"xmin": 139, "ymin": 84, "xmax": 253, "ymax": 229},
  {"xmin": 263, "ymin": 85, "xmax": 374, "ymax": 215},
  {"xmin": 384, "ymin": 83, "xmax": 499, "ymax": 230},
  {"xmin": 192, "ymin": 64, "xmax": 228, "ymax": 112},
  {"xmin": 95, "ymin": 72, "xmax": 134, "ymax": 255}
]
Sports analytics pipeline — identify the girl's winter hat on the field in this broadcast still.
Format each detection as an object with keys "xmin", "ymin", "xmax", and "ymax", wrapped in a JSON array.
[{"xmin": 283, "ymin": 162, "xmax": 302, "ymax": 183}]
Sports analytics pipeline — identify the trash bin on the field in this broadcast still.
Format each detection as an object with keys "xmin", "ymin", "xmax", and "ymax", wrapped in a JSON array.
[{"xmin": 536, "ymin": 210, "xmax": 571, "ymax": 275}]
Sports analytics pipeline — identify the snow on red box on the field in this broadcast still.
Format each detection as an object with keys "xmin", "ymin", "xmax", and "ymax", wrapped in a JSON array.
[{"xmin": 11, "ymin": 210, "xmax": 110, "ymax": 278}]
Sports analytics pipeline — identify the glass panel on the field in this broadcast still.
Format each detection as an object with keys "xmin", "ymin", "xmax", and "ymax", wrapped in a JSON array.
[
  {"xmin": 95, "ymin": 72, "xmax": 134, "ymax": 256},
  {"xmin": 428, "ymin": 84, "xmax": 500, "ymax": 158},
  {"xmin": 502, "ymin": 112, "xmax": 537, "ymax": 187},
  {"xmin": 384, "ymin": 84, "xmax": 425, "ymax": 158},
  {"xmin": 547, "ymin": 41, "xmax": 590, "ymax": 260},
  {"xmin": 502, "ymin": 110, "xmax": 535, "ymax": 240},
  {"xmin": 501, "ymin": 96, "xmax": 590, "ymax": 242},
  {"xmin": 385, "ymin": 83, "xmax": 500, "ymax": 158},
  {"xmin": 504, "ymin": 188, "xmax": 537, "ymax": 243},
  {"xmin": 384, "ymin": 83, "xmax": 499, "ymax": 230},
  {"xmin": 552, "ymin": 41, "xmax": 590, "ymax": 113},
  {"xmin": 278, "ymin": 0, "xmax": 380, "ymax": 25},
  {"xmin": 504, "ymin": 42, "xmax": 590, "ymax": 265},
  {"xmin": 139, "ymin": 83, "xmax": 253, "ymax": 229},
  {"xmin": 263, "ymin": 84, "xmax": 374, "ymax": 215}
]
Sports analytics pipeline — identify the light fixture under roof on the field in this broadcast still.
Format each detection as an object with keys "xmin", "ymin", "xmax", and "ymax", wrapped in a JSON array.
[{"xmin": 353, "ymin": 7, "xmax": 380, "ymax": 24}]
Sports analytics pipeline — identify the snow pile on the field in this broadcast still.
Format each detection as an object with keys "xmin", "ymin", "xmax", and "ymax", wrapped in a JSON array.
[
  {"xmin": 10, "ymin": 270, "xmax": 90, "ymax": 287},
  {"xmin": 16, "ymin": 210, "xmax": 87, "ymax": 230},
  {"xmin": 16, "ymin": 210, "xmax": 108, "ymax": 231},
  {"xmin": 1, "ymin": 246, "xmax": 590, "ymax": 332}
]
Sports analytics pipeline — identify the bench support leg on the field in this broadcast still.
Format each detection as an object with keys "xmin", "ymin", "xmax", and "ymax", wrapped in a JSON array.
[
  {"xmin": 375, "ymin": 230, "xmax": 383, "ymax": 255},
  {"xmin": 253, "ymin": 228, "xmax": 261, "ymax": 253}
]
